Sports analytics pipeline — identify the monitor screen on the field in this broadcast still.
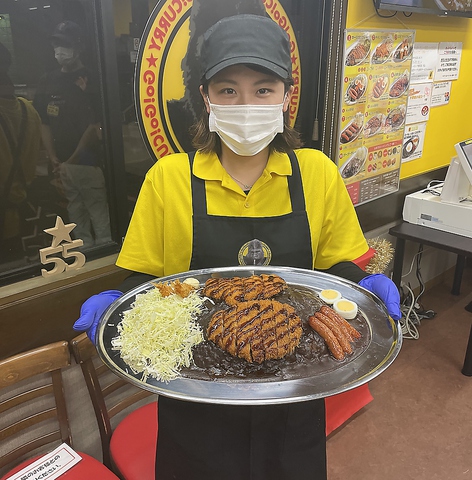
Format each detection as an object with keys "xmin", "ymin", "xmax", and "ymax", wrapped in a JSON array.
[
  {"xmin": 441, "ymin": 138, "xmax": 472, "ymax": 204},
  {"xmin": 455, "ymin": 138, "xmax": 472, "ymax": 185},
  {"xmin": 374, "ymin": 0, "xmax": 472, "ymax": 17}
]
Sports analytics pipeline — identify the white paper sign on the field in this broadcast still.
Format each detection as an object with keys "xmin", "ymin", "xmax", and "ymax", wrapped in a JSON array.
[
  {"xmin": 435, "ymin": 42, "xmax": 462, "ymax": 81},
  {"xmin": 431, "ymin": 81, "xmax": 451, "ymax": 106},
  {"xmin": 406, "ymin": 83, "xmax": 432, "ymax": 124},
  {"xmin": 402, "ymin": 122, "xmax": 427, "ymax": 163},
  {"xmin": 6, "ymin": 443, "xmax": 82, "ymax": 480},
  {"xmin": 410, "ymin": 42, "xmax": 438, "ymax": 84}
]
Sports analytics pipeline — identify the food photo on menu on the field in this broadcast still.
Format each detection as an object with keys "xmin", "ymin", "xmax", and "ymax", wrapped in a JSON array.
[
  {"xmin": 384, "ymin": 104, "xmax": 407, "ymax": 133},
  {"xmin": 401, "ymin": 123, "xmax": 427, "ymax": 162},
  {"xmin": 364, "ymin": 112, "xmax": 385, "ymax": 138},
  {"xmin": 339, "ymin": 146, "xmax": 368, "ymax": 180},
  {"xmin": 389, "ymin": 70, "xmax": 410, "ymax": 98},
  {"xmin": 391, "ymin": 35, "xmax": 414, "ymax": 63},
  {"xmin": 402, "ymin": 135, "xmax": 420, "ymax": 159},
  {"xmin": 344, "ymin": 73, "xmax": 368, "ymax": 104},
  {"xmin": 340, "ymin": 112, "xmax": 364, "ymax": 144},
  {"xmin": 345, "ymin": 35, "xmax": 372, "ymax": 66},
  {"xmin": 371, "ymin": 74, "xmax": 389, "ymax": 100},
  {"xmin": 371, "ymin": 34, "xmax": 394, "ymax": 64}
]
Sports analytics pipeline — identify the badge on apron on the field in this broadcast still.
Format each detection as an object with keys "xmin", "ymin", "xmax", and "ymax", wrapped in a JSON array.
[
  {"xmin": 238, "ymin": 239, "xmax": 272, "ymax": 266},
  {"xmin": 47, "ymin": 103, "xmax": 60, "ymax": 117}
]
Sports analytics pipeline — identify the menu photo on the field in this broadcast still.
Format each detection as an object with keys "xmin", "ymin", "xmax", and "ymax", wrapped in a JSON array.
[
  {"xmin": 337, "ymin": 28, "xmax": 415, "ymax": 205},
  {"xmin": 401, "ymin": 122, "xmax": 427, "ymax": 162}
]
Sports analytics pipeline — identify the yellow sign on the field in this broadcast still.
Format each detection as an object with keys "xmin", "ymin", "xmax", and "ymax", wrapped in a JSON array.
[{"xmin": 136, "ymin": 0, "xmax": 301, "ymax": 160}]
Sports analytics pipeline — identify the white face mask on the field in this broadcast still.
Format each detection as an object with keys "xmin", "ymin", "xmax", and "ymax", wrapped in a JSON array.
[
  {"xmin": 54, "ymin": 46, "xmax": 76, "ymax": 66},
  {"xmin": 208, "ymin": 99, "xmax": 285, "ymax": 156}
]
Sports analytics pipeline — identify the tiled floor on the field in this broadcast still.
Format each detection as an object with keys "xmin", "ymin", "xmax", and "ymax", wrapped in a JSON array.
[{"xmin": 327, "ymin": 265, "xmax": 472, "ymax": 480}]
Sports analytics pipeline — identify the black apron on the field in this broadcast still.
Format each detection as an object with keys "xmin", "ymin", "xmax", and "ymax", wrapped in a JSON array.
[{"xmin": 156, "ymin": 151, "xmax": 327, "ymax": 480}]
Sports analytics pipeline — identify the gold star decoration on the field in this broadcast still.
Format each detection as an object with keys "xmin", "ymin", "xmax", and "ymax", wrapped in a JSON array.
[
  {"xmin": 365, "ymin": 237, "xmax": 395, "ymax": 274},
  {"xmin": 43, "ymin": 216, "xmax": 76, "ymax": 248}
]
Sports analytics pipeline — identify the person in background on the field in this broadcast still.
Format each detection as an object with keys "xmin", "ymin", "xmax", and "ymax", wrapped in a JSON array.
[
  {"xmin": 0, "ymin": 41, "xmax": 41, "ymax": 262},
  {"xmin": 74, "ymin": 14, "xmax": 401, "ymax": 480},
  {"xmin": 33, "ymin": 21, "xmax": 111, "ymax": 248}
]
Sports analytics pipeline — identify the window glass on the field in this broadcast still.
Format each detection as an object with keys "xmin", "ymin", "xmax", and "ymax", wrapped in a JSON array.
[
  {"xmin": 0, "ymin": 0, "xmax": 327, "ymax": 285},
  {"xmin": 115, "ymin": 0, "xmax": 158, "ymax": 205},
  {"xmin": 0, "ymin": 0, "xmax": 114, "ymax": 281}
]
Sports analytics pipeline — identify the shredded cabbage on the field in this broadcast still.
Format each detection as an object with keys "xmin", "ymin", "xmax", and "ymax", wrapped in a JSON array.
[{"xmin": 111, "ymin": 287, "xmax": 205, "ymax": 382}]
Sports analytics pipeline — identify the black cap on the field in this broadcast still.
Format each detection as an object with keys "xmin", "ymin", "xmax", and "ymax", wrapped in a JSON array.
[
  {"xmin": 51, "ymin": 21, "xmax": 82, "ymax": 47},
  {"xmin": 200, "ymin": 14, "xmax": 292, "ymax": 82}
]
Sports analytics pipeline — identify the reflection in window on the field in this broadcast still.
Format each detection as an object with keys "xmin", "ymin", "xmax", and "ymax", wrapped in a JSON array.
[
  {"xmin": 0, "ymin": 1, "xmax": 113, "ymax": 279},
  {"xmin": 115, "ymin": 0, "xmax": 158, "ymax": 208},
  {"xmin": 33, "ymin": 20, "xmax": 111, "ymax": 249}
]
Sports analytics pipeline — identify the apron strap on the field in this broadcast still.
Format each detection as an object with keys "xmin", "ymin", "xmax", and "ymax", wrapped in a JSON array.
[
  {"xmin": 189, "ymin": 151, "xmax": 207, "ymax": 216},
  {"xmin": 189, "ymin": 150, "xmax": 306, "ymax": 215},
  {"xmin": 287, "ymin": 150, "xmax": 306, "ymax": 212}
]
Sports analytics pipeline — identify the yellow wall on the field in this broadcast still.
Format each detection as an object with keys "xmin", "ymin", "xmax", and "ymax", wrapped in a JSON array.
[{"xmin": 346, "ymin": 2, "xmax": 472, "ymax": 179}]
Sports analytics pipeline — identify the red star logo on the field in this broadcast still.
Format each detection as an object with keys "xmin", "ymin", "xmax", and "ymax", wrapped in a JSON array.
[
  {"xmin": 147, "ymin": 54, "xmax": 158, "ymax": 68},
  {"xmin": 291, "ymin": 54, "xmax": 298, "ymax": 65}
]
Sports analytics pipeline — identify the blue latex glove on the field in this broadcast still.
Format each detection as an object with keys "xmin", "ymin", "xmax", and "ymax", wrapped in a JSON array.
[
  {"xmin": 73, "ymin": 290, "xmax": 123, "ymax": 344},
  {"xmin": 358, "ymin": 274, "xmax": 402, "ymax": 321}
]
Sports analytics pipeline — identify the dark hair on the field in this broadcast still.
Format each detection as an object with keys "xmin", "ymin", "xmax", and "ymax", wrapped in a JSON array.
[{"xmin": 191, "ymin": 65, "xmax": 303, "ymax": 154}]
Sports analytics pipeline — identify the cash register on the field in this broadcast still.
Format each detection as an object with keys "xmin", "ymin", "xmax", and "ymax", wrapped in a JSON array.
[{"xmin": 402, "ymin": 138, "xmax": 472, "ymax": 238}]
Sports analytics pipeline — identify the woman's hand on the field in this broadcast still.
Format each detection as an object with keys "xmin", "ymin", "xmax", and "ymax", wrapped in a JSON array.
[
  {"xmin": 73, "ymin": 290, "xmax": 123, "ymax": 344},
  {"xmin": 358, "ymin": 274, "xmax": 402, "ymax": 321}
]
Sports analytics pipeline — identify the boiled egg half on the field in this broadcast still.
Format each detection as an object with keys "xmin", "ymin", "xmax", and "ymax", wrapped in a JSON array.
[
  {"xmin": 319, "ymin": 289, "xmax": 342, "ymax": 304},
  {"xmin": 333, "ymin": 299, "xmax": 358, "ymax": 320},
  {"xmin": 183, "ymin": 277, "xmax": 200, "ymax": 289}
]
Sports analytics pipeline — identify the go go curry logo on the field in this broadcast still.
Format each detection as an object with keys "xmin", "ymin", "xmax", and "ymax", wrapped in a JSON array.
[{"xmin": 136, "ymin": 0, "xmax": 302, "ymax": 160}]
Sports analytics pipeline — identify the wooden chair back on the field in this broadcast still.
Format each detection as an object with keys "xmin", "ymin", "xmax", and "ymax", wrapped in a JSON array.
[
  {"xmin": 69, "ymin": 333, "xmax": 153, "ymax": 468},
  {"xmin": 0, "ymin": 341, "xmax": 72, "ymax": 471}
]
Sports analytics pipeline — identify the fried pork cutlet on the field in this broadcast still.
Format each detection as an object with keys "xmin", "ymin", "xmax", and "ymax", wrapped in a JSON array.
[
  {"xmin": 202, "ymin": 274, "xmax": 287, "ymax": 305},
  {"xmin": 207, "ymin": 299, "xmax": 302, "ymax": 364}
]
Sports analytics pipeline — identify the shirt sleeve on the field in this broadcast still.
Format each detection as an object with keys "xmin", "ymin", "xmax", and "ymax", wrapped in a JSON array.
[
  {"xmin": 116, "ymin": 166, "xmax": 165, "ymax": 276},
  {"xmin": 311, "ymin": 154, "xmax": 368, "ymax": 269}
]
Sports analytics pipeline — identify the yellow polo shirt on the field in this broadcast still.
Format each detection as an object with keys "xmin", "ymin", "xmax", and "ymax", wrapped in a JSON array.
[{"xmin": 117, "ymin": 148, "xmax": 368, "ymax": 277}]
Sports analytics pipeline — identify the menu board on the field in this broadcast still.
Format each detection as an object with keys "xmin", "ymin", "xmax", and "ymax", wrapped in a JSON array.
[{"xmin": 336, "ymin": 29, "xmax": 415, "ymax": 206}]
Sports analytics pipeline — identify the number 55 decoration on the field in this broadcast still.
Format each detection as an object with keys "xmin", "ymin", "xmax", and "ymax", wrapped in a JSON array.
[{"xmin": 40, "ymin": 216, "xmax": 86, "ymax": 278}]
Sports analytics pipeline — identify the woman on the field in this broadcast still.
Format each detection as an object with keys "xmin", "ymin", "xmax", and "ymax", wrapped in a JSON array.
[{"xmin": 75, "ymin": 14, "xmax": 400, "ymax": 479}]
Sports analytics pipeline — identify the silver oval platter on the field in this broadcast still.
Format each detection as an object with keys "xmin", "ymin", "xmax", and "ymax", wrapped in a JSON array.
[{"xmin": 96, "ymin": 266, "xmax": 402, "ymax": 405}]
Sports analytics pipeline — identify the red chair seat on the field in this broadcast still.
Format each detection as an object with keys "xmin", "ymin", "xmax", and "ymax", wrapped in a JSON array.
[
  {"xmin": 110, "ymin": 401, "xmax": 158, "ymax": 480},
  {"xmin": 0, "ymin": 452, "xmax": 120, "ymax": 480},
  {"xmin": 325, "ymin": 383, "xmax": 373, "ymax": 435}
]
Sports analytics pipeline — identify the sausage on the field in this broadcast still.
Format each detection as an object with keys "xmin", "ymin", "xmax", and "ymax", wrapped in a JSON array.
[
  {"xmin": 349, "ymin": 87, "xmax": 358, "ymax": 100},
  {"xmin": 341, "ymin": 132, "xmax": 350, "ymax": 142},
  {"xmin": 321, "ymin": 305, "xmax": 361, "ymax": 339},
  {"xmin": 308, "ymin": 315, "xmax": 344, "ymax": 360},
  {"xmin": 318, "ymin": 306, "xmax": 354, "ymax": 341},
  {"xmin": 315, "ymin": 312, "xmax": 352, "ymax": 354},
  {"xmin": 320, "ymin": 306, "xmax": 361, "ymax": 339}
]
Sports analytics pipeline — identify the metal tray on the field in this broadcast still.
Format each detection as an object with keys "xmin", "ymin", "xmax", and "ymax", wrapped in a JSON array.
[{"xmin": 96, "ymin": 266, "xmax": 402, "ymax": 405}]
